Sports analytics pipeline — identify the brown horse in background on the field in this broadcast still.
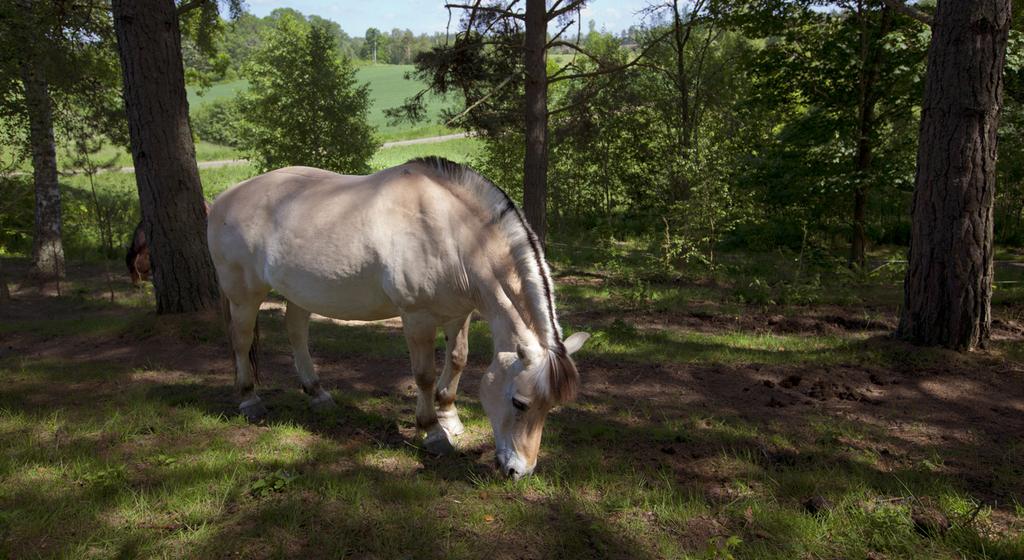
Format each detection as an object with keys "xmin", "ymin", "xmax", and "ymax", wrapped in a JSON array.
[{"xmin": 127, "ymin": 200, "xmax": 211, "ymax": 285}]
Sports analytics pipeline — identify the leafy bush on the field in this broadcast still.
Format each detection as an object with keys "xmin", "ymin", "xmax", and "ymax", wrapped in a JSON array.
[
  {"xmin": 191, "ymin": 98, "xmax": 242, "ymax": 147},
  {"xmin": 0, "ymin": 177, "xmax": 34, "ymax": 255},
  {"xmin": 236, "ymin": 14, "xmax": 377, "ymax": 173},
  {"xmin": 2, "ymin": 174, "xmax": 138, "ymax": 260}
]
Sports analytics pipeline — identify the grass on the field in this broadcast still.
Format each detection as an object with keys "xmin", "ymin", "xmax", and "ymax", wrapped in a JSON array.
[
  {"xmin": 187, "ymin": 65, "xmax": 457, "ymax": 143},
  {"xmin": 0, "ymin": 353, "xmax": 1019, "ymax": 559},
  {"xmin": 1, "ymin": 140, "xmax": 243, "ymax": 173},
  {"xmin": 356, "ymin": 65, "xmax": 457, "ymax": 141},
  {"xmin": 371, "ymin": 136, "xmax": 482, "ymax": 170},
  {"xmin": 187, "ymin": 78, "xmax": 250, "ymax": 107},
  {"xmin": 0, "ymin": 64, "xmax": 456, "ymax": 174},
  {"xmin": 0, "ymin": 254, "xmax": 1022, "ymax": 559}
]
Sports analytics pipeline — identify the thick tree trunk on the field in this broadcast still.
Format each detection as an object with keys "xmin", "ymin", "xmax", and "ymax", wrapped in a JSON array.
[
  {"xmin": 21, "ymin": 59, "xmax": 64, "ymax": 279},
  {"xmin": 897, "ymin": 0, "xmax": 1011, "ymax": 350},
  {"xmin": 523, "ymin": 0, "xmax": 548, "ymax": 245},
  {"xmin": 112, "ymin": 0, "xmax": 219, "ymax": 313}
]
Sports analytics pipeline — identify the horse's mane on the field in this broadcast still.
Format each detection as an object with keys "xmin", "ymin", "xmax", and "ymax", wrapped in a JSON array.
[{"xmin": 407, "ymin": 156, "xmax": 579, "ymax": 403}]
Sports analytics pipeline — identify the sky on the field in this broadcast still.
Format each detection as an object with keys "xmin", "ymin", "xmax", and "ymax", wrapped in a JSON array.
[{"xmin": 245, "ymin": 0, "xmax": 654, "ymax": 37}]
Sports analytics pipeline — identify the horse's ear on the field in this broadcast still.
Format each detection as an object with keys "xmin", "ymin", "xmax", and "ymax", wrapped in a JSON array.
[
  {"xmin": 563, "ymin": 332, "xmax": 590, "ymax": 355},
  {"xmin": 497, "ymin": 351, "xmax": 518, "ymax": 370}
]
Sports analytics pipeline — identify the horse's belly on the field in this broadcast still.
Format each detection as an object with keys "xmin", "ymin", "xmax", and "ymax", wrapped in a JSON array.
[{"xmin": 268, "ymin": 266, "xmax": 400, "ymax": 321}]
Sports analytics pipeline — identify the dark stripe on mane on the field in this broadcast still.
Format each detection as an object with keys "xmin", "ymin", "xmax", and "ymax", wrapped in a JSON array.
[
  {"xmin": 407, "ymin": 156, "xmax": 564, "ymax": 352},
  {"xmin": 514, "ymin": 203, "xmax": 566, "ymax": 353}
]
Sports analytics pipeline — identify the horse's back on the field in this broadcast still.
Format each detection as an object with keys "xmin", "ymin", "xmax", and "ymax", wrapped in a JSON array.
[{"xmin": 209, "ymin": 165, "xmax": 471, "ymax": 321}]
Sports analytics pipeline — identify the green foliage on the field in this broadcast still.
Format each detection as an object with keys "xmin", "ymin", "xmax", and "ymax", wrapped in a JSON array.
[
  {"xmin": 250, "ymin": 469, "xmax": 300, "ymax": 498},
  {"xmin": 0, "ymin": 164, "xmax": 257, "ymax": 260},
  {"xmin": 734, "ymin": 2, "xmax": 927, "ymax": 251},
  {"xmin": 183, "ymin": 6, "xmax": 445, "ymax": 80},
  {"xmin": 191, "ymin": 98, "xmax": 242, "ymax": 147},
  {"xmin": 187, "ymin": 68, "xmax": 457, "ymax": 142},
  {"xmin": 997, "ymin": 28, "xmax": 1024, "ymax": 244},
  {"xmin": 0, "ymin": 0, "xmax": 125, "ymax": 160},
  {"xmin": 236, "ymin": 14, "xmax": 378, "ymax": 173}
]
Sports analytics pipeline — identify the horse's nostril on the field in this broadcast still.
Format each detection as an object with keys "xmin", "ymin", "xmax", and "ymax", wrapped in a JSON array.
[{"xmin": 507, "ymin": 467, "xmax": 517, "ymax": 478}]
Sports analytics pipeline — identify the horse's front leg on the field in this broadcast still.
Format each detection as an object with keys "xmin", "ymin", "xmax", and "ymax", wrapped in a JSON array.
[
  {"xmin": 402, "ymin": 312, "xmax": 453, "ymax": 455},
  {"xmin": 285, "ymin": 300, "xmax": 335, "ymax": 412},
  {"xmin": 435, "ymin": 314, "xmax": 471, "ymax": 436}
]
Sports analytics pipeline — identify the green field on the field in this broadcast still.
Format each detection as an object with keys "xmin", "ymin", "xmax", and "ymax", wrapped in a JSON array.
[
  {"xmin": 370, "ymin": 136, "xmax": 481, "ymax": 170},
  {"xmin": 187, "ymin": 64, "xmax": 456, "ymax": 142},
  {"xmin": 2, "ymin": 64, "xmax": 459, "ymax": 174}
]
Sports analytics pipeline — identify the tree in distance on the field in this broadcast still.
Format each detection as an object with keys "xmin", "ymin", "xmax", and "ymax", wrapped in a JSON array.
[{"xmin": 237, "ymin": 14, "xmax": 378, "ymax": 174}]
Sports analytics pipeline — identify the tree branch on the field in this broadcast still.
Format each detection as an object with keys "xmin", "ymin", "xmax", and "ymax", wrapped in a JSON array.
[
  {"xmin": 444, "ymin": 75, "xmax": 515, "ymax": 126},
  {"xmin": 176, "ymin": 0, "xmax": 208, "ymax": 16},
  {"xmin": 881, "ymin": 0, "xmax": 933, "ymax": 25},
  {"xmin": 445, "ymin": 2, "xmax": 525, "ymax": 21},
  {"xmin": 548, "ymin": 0, "xmax": 585, "ymax": 21},
  {"xmin": 548, "ymin": 29, "xmax": 673, "ymax": 84},
  {"xmin": 546, "ymin": 18, "xmax": 578, "ymax": 49}
]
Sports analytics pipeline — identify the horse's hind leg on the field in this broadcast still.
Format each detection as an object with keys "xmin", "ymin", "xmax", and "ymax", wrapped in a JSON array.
[
  {"xmin": 435, "ymin": 314, "xmax": 471, "ymax": 436},
  {"xmin": 225, "ymin": 294, "xmax": 267, "ymax": 423},
  {"xmin": 285, "ymin": 300, "xmax": 335, "ymax": 412},
  {"xmin": 402, "ymin": 312, "xmax": 453, "ymax": 455}
]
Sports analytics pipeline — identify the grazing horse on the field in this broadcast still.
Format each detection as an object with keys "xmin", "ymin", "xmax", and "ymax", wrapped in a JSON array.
[
  {"xmin": 207, "ymin": 157, "xmax": 589, "ymax": 478},
  {"xmin": 127, "ymin": 200, "xmax": 211, "ymax": 285}
]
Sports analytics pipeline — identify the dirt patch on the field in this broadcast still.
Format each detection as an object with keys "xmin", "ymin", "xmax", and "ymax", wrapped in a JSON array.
[{"xmin": 571, "ymin": 303, "xmax": 902, "ymax": 337}]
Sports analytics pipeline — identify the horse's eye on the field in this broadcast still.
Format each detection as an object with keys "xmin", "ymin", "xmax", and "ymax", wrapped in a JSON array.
[{"xmin": 511, "ymin": 398, "xmax": 528, "ymax": 412}]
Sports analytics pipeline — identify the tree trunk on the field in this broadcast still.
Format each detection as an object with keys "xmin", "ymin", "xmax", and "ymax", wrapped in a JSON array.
[
  {"xmin": 112, "ymin": 0, "xmax": 219, "ymax": 313},
  {"xmin": 21, "ymin": 57, "xmax": 64, "ymax": 279},
  {"xmin": 897, "ymin": 0, "xmax": 1011, "ymax": 350},
  {"xmin": 850, "ymin": 5, "xmax": 892, "ymax": 269},
  {"xmin": 523, "ymin": 0, "xmax": 548, "ymax": 245},
  {"xmin": 670, "ymin": 0, "xmax": 693, "ymax": 202}
]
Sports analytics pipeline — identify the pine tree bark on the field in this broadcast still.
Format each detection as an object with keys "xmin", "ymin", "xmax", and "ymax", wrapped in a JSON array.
[
  {"xmin": 523, "ymin": 0, "xmax": 549, "ymax": 245},
  {"xmin": 112, "ymin": 0, "xmax": 219, "ymax": 313},
  {"xmin": 897, "ymin": 0, "xmax": 1011, "ymax": 350},
  {"xmin": 21, "ymin": 56, "xmax": 64, "ymax": 279}
]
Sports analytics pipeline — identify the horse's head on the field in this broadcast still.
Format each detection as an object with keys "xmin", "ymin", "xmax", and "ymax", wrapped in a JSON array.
[{"xmin": 479, "ymin": 331, "xmax": 590, "ymax": 479}]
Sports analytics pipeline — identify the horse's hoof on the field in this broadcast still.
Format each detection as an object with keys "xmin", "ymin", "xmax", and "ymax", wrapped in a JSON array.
[
  {"xmin": 240, "ymin": 398, "xmax": 268, "ymax": 424},
  {"xmin": 310, "ymin": 390, "xmax": 336, "ymax": 413},
  {"xmin": 436, "ymin": 408, "xmax": 465, "ymax": 436},
  {"xmin": 423, "ymin": 428, "xmax": 455, "ymax": 455}
]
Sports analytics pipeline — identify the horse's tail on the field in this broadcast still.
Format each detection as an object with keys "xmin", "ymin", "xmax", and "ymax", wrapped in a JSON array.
[{"xmin": 220, "ymin": 287, "xmax": 260, "ymax": 385}]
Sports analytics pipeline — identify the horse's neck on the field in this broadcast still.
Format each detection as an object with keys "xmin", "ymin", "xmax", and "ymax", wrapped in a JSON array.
[
  {"xmin": 460, "ymin": 220, "xmax": 546, "ymax": 354},
  {"xmin": 473, "ymin": 269, "xmax": 541, "ymax": 354}
]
